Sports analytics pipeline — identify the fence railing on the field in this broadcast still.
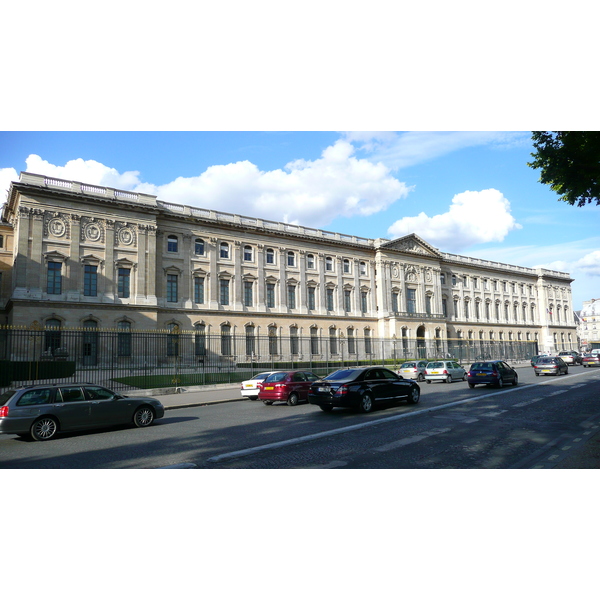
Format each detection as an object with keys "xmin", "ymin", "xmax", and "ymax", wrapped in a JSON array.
[{"xmin": 0, "ymin": 326, "xmax": 544, "ymax": 393}]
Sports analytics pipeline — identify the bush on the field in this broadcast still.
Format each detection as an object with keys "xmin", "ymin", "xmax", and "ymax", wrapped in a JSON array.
[{"xmin": 0, "ymin": 360, "xmax": 77, "ymax": 386}]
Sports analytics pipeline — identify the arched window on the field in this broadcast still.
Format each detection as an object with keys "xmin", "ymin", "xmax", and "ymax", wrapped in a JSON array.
[
  {"xmin": 325, "ymin": 257, "xmax": 333, "ymax": 271},
  {"xmin": 268, "ymin": 326, "xmax": 278, "ymax": 356},
  {"xmin": 343, "ymin": 259, "xmax": 350, "ymax": 274},
  {"xmin": 290, "ymin": 326, "xmax": 299, "ymax": 355},
  {"xmin": 195, "ymin": 238, "xmax": 205, "ymax": 255},
  {"xmin": 307, "ymin": 254, "xmax": 315, "ymax": 269},
  {"xmin": 359, "ymin": 261, "xmax": 367, "ymax": 276},
  {"xmin": 244, "ymin": 245, "xmax": 253, "ymax": 262},
  {"xmin": 82, "ymin": 319, "xmax": 99, "ymax": 366},
  {"xmin": 287, "ymin": 251, "xmax": 295, "ymax": 267},
  {"xmin": 44, "ymin": 318, "xmax": 62, "ymax": 353},
  {"xmin": 221, "ymin": 324, "xmax": 232, "ymax": 356},
  {"xmin": 167, "ymin": 235, "xmax": 178, "ymax": 253},
  {"xmin": 266, "ymin": 248, "xmax": 275, "ymax": 264},
  {"xmin": 195, "ymin": 324, "xmax": 206, "ymax": 356},
  {"xmin": 310, "ymin": 327, "xmax": 319, "ymax": 355},
  {"xmin": 167, "ymin": 323, "xmax": 179, "ymax": 357},
  {"xmin": 117, "ymin": 321, "xmax": 132, "ymax": 357},
  {"xmin": 329, "ymin": 327, "xmax": 337, "ymax": 355},
  {"xmin": 220, "ymin": 242, "xmax": 230, "ymax": 259},
  {"xmin": 245, "ymin": 325, "xmax": 255, "ymax": 356}
]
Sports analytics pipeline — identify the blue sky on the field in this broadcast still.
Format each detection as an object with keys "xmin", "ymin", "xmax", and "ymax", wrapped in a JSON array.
[{"xmin": 0, "ymin": 131, "xmax": 598, "ymax": 308}]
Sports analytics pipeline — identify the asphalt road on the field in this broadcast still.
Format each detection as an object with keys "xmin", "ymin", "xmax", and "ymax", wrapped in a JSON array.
[{"xmin": 1, "ymin": 366, "xmax": 599, "ymax": 468}]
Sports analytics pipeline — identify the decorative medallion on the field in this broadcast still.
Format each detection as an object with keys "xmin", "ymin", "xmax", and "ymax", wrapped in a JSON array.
[
  {"xmin": 392, "ymin": 266, "xmax": 399, "ymax": 278},
  {"xmin": 85, "ymin": 222, "xmax": 102, "ymax": 242},
  {"xmin": 48, "ymin": 217, "xmax": 66, "ymax": 237},
  {"xmin": 118, "ymin": 227, "xmax": 134, "ymax": 246}
]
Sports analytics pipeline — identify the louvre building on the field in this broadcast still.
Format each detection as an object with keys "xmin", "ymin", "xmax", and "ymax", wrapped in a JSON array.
[{"xmin": 0, "ymin": 172, "xmax": 578, "ymax": 374}]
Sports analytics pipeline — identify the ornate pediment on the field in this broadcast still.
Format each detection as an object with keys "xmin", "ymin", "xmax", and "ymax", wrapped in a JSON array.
[{"xmin": 380, "ymin": 234, "xmax": 442, "ymax": 258}]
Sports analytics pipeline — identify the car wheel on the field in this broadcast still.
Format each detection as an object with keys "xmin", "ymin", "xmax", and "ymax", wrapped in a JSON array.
[
  {"xmin": 319, "ymin": 405, "xmax": 333, "ymax": 412},
  {"xmin": 462, "ymin": 373, "xmax": 467, "ymax": 381},
  {"xmin": 535, "ymin": 372, "xmax": 540, "ymax": 376},
  {"xmin": 565, "ymin": 369, "xmax": 569, "ymax": 375},
  {"xmin": 417, "ymin": 373, "xmax": 425, "ymax": 382},
  {"xmin": 358, "ymin": 393, "xmax": 374, "ymax": 413},
  {"xmin": 446, "ymin": 375, "xmax": 452, "ymax": 384},
  {"xmin": 497, "ymin": 377, "xmax": 504, "ymax": 388},
  {"xmin": 287, "ymin": 393, "xmax": 299, "ymax": 406},
  {"xmin": 512, "ymin": 375, "xmax": 518, "ymax": 386},
  {"xmin": 263, "ymin": 400, "xmax": 273, "ymax": 405},
  {"xmin": 30, "ymin": 416, "xmax": 59, "ymax": 441},
  {"xmin": 407, "ymin": 386, "xmax": 420, "ymax": 404},
  {"xmin": 468, "ymin": 383, "xmax": 475, "ymax": 389},
  {"xmin": 426, "ymin": 379, "xmax": 431, "ymax": 384},
  {"xmin": 133, "ymin": 406, "xmax": 155, "ymax": 428}
]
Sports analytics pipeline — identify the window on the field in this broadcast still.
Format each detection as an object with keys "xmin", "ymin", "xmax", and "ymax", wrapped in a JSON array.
[
  {"xmin": 485, "ymin": 302, "xmax": 490, "ymax": 320},
  {"xmin": 364, "ymin": 330, "xmax": 372, "ymax": 354},
  {"xmin": 310, "ymin": 327, "xmax": 319, "ymax": 355},
  {"xmin": 391, "ymin": 292, "xmax": 399, "ymax": 313},
  {"xmin": 220, "ymin": 242, "xmax": 230, "ymax": 259},
  {"xmin": 359, "ymin": 262, "xmax": 367, "ymax": 276},
  {"xmin": 47, "ymin": 261, "xmax": 62, "ymax": 295},
  {"xmin": 464, "ymin": 300, "xmax": 469, "ymax": 319},
  {"xmin": 83, "ymin": 265, "xmax": 98, "ymax": 297},
  {"xmin": 475, "ymin": 301, "xmax": 480, "ymax": 320},
  {"xmin": 167, "ymin": 235, "xmax": 178, "ymax": 253},
  {"xmin": 407, "ymin": 289, "xmax": 417, "ymax": 314},
  {"xmin": 307, "ymin": 254, "xmax": 315, "ymax": 269},
  {"xmin": 290, "ymin": 326, "xmax": 299, "ymax": 355},
  {"xmin": 220, "ymin": 279, "xmax": 230, "ymax": 306},
  {"xmin": 463, "ymin": 276, "xmax": 468, "ymax": 287},
  {"xmin": 287, "ymin": 251, "xmax": 295, "ymax": 267},
  {"xmin": 195, "ymin": 238, "xmax": 205, "ymax": 255},
  {"xmin": 268, "ymin": 326, "xmax": 277, "ymax": 355},
  {"xmin": 167, "ymin": 323, "xmax": 179, "ymax": 356},
  {"xmin": 325, "ymin": 257, "xmax": 333, "ymax": 271},
  {"xmin": 473, "ymin": 277, "xmax": 478, "ymax": 289},
  {"xmin": 453, "ymin": 298, "xmax": 459, "ymax": 317},
  {"xmin": 426, "ymin": 295, "xmax": 432, "ymax": 315},
  {"xmin": 440, "ymin": 273, "xmax": 446, "ymax": 284},
  {"xmin": 329, "ymin": 328, "xmax": 338, "ymax": 355},
  {"xmin": 117, "ymin": 321, "xmax": 132, "ymax": 357},
  {"xmin": 442, "ymin": 298, "xmax": 448, "ymax": 317},
  {"xmin": 0, "ymin": 234, "xmax": 3, "ymax": 248},
  {"xmin": 245, "ymin": 325, "xmax": 256, "ymax": 355},
  {"xmin": 221, "ymin": 324, "xmax": 232, "ymax": 356},
  {"xmin": 118, "ymin": 268, "xmax": 131, "ymax": 299},
  {"xmin": 244, "ymin": 245, "xmax": 253, "ymax": 262},
  {"xmin": 326, "ymin": 288, "xmax": 334, "ymax": 311},
  {"xmin": 347, "ymin": 329, "xmax": 356, "ymax": 354},
  {"xmin": 361, "ymin": 291, "xmax": 368, "ymax": 313},
  {"xmin": 44, "ymin": 318, "xmax": 62, "ymax": 352},
  {"xmin": 287, "ymin": 285, "xmax": 296, "ymax": 309},
  {"xmin": 244, "ymin": 281, "xmax": 253, "ymax": 307},
  {"xmin": 266, "ymin": 248, "xmax": 275, "ymax": 264},
  {"xmin": 344, "ymin": 289, "xmax": 352, "ymax": 312},
  {"xmin": 504, "ymin": 304, "xmax": 509, "ymax": 321},
  {"xmin": 167, "ymin": 274, "xmax": 178, "ymax": 302},
  {"xmin": 452, "ymin": 275, "xmax": 457, "ymax": 286},
  {"xmin": 195, "ymin": 324, "xmax": 206, "ymax": 356},
  {"xmin": 266, "ymin": 282, "xmax": 275, "ymax": 308},
  {"xmin": 194, "ymin": 277, "xmax": 205, "ymax": 304},
  {"xmin": 343, "ymin": 259, "xmax": 350, "ymax": 274},
  {"xmin": 307, "ymin": 286, "xmax": 316, "ymax": 310}
]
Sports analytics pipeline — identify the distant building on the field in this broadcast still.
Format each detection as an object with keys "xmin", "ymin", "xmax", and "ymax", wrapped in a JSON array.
[
  {"xmin": 576, "ymin": 298, "xmax": 600, "ymax": 351},
  {"xmin": 0, "ymin": 172, "xmax": 578, "ymax": 360}
]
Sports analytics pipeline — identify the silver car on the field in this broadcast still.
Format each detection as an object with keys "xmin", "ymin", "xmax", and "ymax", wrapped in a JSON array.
[
  {"xmin": 397, "ymin": 360, "xmax": 428, "ymax": 382},
  {"xmin": 0, "ymin": 384, "xmax": 165, "ymax": 441},
  {"xmin": 424, "ymin": 360, "xmax": 467, "ymax": 384}
]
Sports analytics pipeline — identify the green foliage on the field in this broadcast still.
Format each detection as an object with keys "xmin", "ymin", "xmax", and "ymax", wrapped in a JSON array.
[
  {"xmin": 0, "ymin": 360, "xmax": 77, "ymax": 386},
  {"xmin": 528, "ymin": 131, "xmax": 600, "ymax": 207}
]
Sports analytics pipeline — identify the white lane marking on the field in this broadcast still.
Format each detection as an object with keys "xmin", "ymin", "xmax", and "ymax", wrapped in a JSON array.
[
  {"xmin": 480, "ymin": 409, "xmax": 509, "ymax": 417},
  {"xmin": 206, "ymin": 370, "xmax": 596, "ymax": 463},
  {"xmin": 513, "ymin": 397, "xmax": 543, "ymax": 407},
  {"xmin": 374, "ymin": 427, "xmax": 452, "ymax": 452}
]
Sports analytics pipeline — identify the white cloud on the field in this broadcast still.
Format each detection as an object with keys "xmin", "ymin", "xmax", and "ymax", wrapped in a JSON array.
[
  {"xmin": 1, "ymin": 143, "xmax": 411, "ymax": 229},
  {"xmin": 0, "ymin": 167, "xmax": 18, "ymax": 202},
  {"xmin": 387, "ymin": 188, "xmax": 522, "ymax": 251},
  {"xmin": 345, "ymin": 131, "xmax": 530, "ymax": 170}
]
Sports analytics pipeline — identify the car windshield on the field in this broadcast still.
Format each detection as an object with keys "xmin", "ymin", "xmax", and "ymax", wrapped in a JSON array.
[
  {"xmin": 324, "ymin": 369, "xmax": 361, "ymax": 381},
  {"xmin": 471, "ymin": 363, "xmax": 494, "ymax": 371},
  {"xmin": 264, "ymin": 372, "xmax": 288, "ymax": 383}
]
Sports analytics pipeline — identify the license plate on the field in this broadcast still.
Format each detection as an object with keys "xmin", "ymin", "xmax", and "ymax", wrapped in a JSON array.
[
  {"xmin": 318, "ymin": 387, "xmax": 329, "ymax": 392},
  {"xmin": 541, "ymin": 369, "xmax": 552, "ymax": 373},
  {"xmin": 264, "ymin": 386, "xmax": 274, "ymax": 390},
  {"xmin": 245, "ymin": 384, "xmax": 253, "ymax": 388},
  {"xmin": 431, "ymin": 371, "xmax": 439, "ymax": 374},
  {"xmin": 477, "ymin": 373, "xmax": 487, "ymax": 376}
]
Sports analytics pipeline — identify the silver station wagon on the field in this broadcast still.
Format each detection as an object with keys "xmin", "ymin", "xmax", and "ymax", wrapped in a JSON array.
[{"xmin": 0, "ymin": 384, "xmax": 165, "ymax": 441}]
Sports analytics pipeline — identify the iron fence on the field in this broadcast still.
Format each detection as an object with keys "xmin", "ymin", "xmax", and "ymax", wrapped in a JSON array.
[{"xmin": 0, "ymin": 325, "xmax": 542, "ymax": 393}]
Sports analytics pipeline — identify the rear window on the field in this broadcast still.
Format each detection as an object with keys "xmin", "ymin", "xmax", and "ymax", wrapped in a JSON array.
[
  {"xmin": 325, "ymin": 369, "xmax": 361, "ymax": 381},
  {"xmin": 401, "ymin": 362, "xmax": 416, "ymax": 368},
  {"xmin": 0, "ymin": 390, "xmax": 16, "ymax": 406},
  {"xmin": 427, "ymin": 362, "xmax": 444, "ymax": 368},
  {"xmin": 471, "ymin": 363, "xmax": 494, "ymax": 371},
  {"xmin": 264, "ymin": 372, "xmax": 288, "ymax": 383},
  {"xmin": 16, "ymin": 388, "xmax": 52, "ymax": 406},
  {"xmin": 537, "ymin": 358, "xmax": 553, "ymax": 364}
]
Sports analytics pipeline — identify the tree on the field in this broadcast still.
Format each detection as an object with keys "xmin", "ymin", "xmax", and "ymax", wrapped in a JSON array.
[{"xmin": 528, "ymin": 131, "xmax": 600, "ymax": 207}]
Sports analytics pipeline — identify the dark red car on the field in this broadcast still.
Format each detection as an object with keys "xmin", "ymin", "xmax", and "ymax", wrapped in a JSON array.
[{"xmin": 258, "ymin": 370, "xmax": 321, "ymax": 406}]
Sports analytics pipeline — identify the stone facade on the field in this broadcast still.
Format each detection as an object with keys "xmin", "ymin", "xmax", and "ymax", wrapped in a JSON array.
[{"xmin": 0, "ymin": 172, "xmax": 578, "ymax": 355}]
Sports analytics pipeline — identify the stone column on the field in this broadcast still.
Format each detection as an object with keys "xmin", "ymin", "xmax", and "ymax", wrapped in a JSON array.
[
  {"xmin": 337, "ymin": 256, "xmax": 344, "ymax": 315},
  {"xmin": 146, "ymin": 226, "xmax": 157, "ymax": 305},
  {"xmin": 182, "ymin": 234, "xmax": 192, "ymax": 307},
  {"xmin": 353, "ymin": 259, "xmax": 361, "ymax": 316},
  {"xmin": 369, "ymin": 260, "xmax": 377, "ymax": 316},
  {"xmin": 136, "ymin": 225, "xmax": 147, "ymax": 302},
  {"xmin": 233, "ymin": 240, "xmax": 243, "ymax": 310},
  {"xmin": 28, "ymin": 209, "xmax": 45, "ymax": 296},
  {"xmin": 318, "ymin": 253, "xmax": 326, "ymax": 314},
  {"xmin": 257, "ymin": 244, "xmax": 266, "ymax": 311},
  {"xmin": 103, "ymin": 220, "xmax": 116, "ymax": 302},
  {"xmin": 13, "ymin": 206, "xmax": 31, "ymax": 294},
  {"xmin": 278, "ymin": 248, "xmax": 287, "ymax": 310},
  {"xmin": 209, "ymin": 237, "xmax": 219, "ymax": 309},
  {"xmin": 299, "ymin": 250, "xmax": 307, "ymax": 314},
  {"xmin": 67, "ymin": 214, "xmax": 81, "ymax": 301}
]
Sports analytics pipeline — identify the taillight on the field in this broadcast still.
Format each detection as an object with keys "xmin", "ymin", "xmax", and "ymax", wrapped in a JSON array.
[
  {"xmin": 468, "ymin": 372, "xmax": 473, "ymax": 377},
  {"xmin": 0, "ymin": 406, "xmax": 8, "ymax": 417},
  {"xmin": 275, "ymin": 383, "xmax": 286, "ymax": 388},
  {"xmin": 335, "ymin": 385, "xmax": 349, "ymax": 396},
  {"xmin": 442, "ymin": 369, "xmax": 448, "ymax": 375}
]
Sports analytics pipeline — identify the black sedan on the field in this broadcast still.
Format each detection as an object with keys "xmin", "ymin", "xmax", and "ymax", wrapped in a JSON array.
[
  {"xmin": 308, "ymin": 366, "xmax": 420, "ymax": 413},
  {"xmin": 0, "ymin": 383, "xmax": 165, "ymax": 441}
]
